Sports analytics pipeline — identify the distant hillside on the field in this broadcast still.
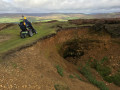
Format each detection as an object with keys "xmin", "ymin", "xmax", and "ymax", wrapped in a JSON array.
[
  {"xmin": 90, "ymin": 12, "xmax": 120, "ymax": 18},
  {"xmin": 0, "ymin": 12, "xmax": 120, "ymax": 23}
]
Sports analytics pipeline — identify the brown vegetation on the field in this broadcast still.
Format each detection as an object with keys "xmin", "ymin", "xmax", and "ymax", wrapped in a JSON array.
[{"xmin": 68, "ymin": 18, "xmax": 120, "ymax": 25}]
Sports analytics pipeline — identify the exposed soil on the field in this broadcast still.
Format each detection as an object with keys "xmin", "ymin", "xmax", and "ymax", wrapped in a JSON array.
[{"xmin": 0, "ymin": 27, "xmax": 120, "ymax": 90}]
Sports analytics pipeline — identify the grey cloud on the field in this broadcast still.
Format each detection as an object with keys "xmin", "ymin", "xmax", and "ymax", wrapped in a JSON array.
[
  {"xmin": 0, "ymin": 0, "xmax": 120, "ymax": 13},
  {"xmin": 0, "ymin": 0, "xmax": 17, "ymax": 13},
  {"xmin": 0, "ymin": 0, "xmax": 11, "ymax": 11}
]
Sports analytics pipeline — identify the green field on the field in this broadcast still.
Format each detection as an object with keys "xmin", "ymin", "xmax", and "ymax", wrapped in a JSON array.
[
  {"xmin": 0, "ymin": 17, "xmax": 19, "ymax": 23},
  {"xmin": 0, "ymin": 16, "xmax": 39, "ymax": 23}
]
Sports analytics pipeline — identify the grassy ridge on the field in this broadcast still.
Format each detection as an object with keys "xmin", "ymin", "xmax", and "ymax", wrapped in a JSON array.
[
  {"xmin": 0, "ymin": 21, "xmax": 83, "ymax": 58},
  {"xmin": 0, "ymin": 23, "xmax": 57, "ymax": 58}
]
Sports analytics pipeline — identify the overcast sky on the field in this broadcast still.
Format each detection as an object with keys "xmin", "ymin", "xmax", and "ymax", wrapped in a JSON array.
[{"xmin": 0, "ymin": 0, "xmax": 120, "ymax": 13}]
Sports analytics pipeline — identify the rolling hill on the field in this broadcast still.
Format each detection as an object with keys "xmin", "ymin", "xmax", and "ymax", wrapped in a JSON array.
[{"xmin": 0, "ymin": 12, "xmax": 120, "ymax": 23}]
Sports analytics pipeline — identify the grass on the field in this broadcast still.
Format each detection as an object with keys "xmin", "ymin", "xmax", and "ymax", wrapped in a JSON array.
[
  {"xmin": 100, "ymin": 57, "xmax": 109, "ymax": 64},
  {"xmin": 69, "ymin": 73, "xmax": 82, "ymax": 80},
  {"xmin": 103, "ymin": 73, "xmax": 120, "ymax": 86},
  {"xmin": 90, "ymin": 59, "xmax": 111, "ymax": 77},
  {"xmin": 110, "ymin": 73, "xmax": 120, "ymax": 86},
  {"xmin": 90, "ymin": 57, "xmax": 120, "ymax": 86},
  {"xmin": 69, "ymin": 75, "xmax": 74, "ymax": 79},
  {"xmin": 79, "ymin": 64, "xmax": 109, "ymax": 90},
  {"xmin": 56, "ymin": 65, "xmax": 64, "ymax": 77},
  {"xmin": 11, "ymin": 63, "xmax": 18, "ymax": 68},
  {"xmin": 0, "ymin": 23, "xmax": 57, "ymax": 59},
  {"xmin": 74, "ymin": 73, "xmax": 82, "ymax": 80},
  {"xmin": 0, "ymin": 17, "xmax": 20, "ymax": 23},
  {"xmin": 54, "ymin": 84, "xmax": 70, "ymax": 90},
  {"xmin": 90, "ymin": 57, "xmax": 111, "ymax": 77},
  {"xmin": 0, "ymin": 16, "xmax": 40, "ymax": 23}
]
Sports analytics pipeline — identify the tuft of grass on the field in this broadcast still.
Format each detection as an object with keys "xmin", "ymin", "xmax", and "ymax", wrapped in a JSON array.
[
  {"xmin": 12, "ymin": 63, "xmax": 18, "ymax": 68},
  {"xmin": 111, "ymin": 73, "xmax": 120, "ymax": 86},
  {"xmin": 100, "ymin": 57, "xmax": 109, "ymax": 64},
  {"xmin": 69, "ymin": 75, "xmax": 74, "ymax": 79},
  {"xmin": 104, "ymin": 73, "xmax": 120, "ymax": 86},
  {"xmin": 79, "ymin": 65, "xmax": 109, "ymax": 90},
  {"xmin": 56, "ymin": 65, "xmax": 64, "ymax": 77},
  {"xmin": 0, "ymin": 23, "xmax": 56, "ymax": 57},
  {"xmin": 54, "ymin": 84, "xmax": 70, "ymax": 90},
  {"xmin": 74, "ymin": 73, "xmax": 82, "ymax": 80},
  {"xmin": 95, "ymin": 64, "xmax": 111, "ymax": 77},
  {"xmin": 118, "ymin": 70, "xmax": 120, "ymax": 72},
  {"xmin": 19, "ymin": 67, "xmax": 24, "ymax": 71},
  {"xmin": 90, "ymin": 57, "xmax": 111, "ymax": 77}
]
